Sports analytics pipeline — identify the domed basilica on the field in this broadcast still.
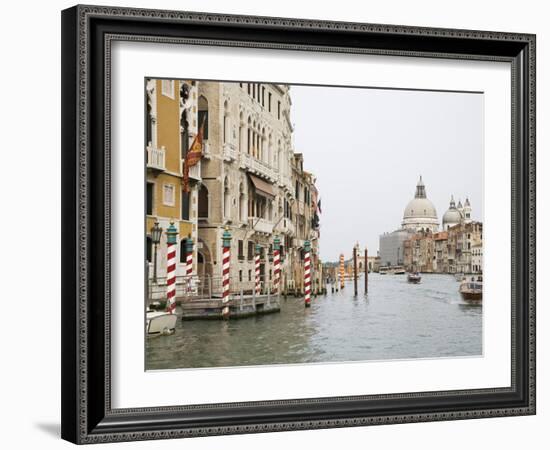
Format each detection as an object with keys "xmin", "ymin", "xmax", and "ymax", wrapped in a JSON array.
[
  {"xmin": 442, "ymin": 196, "xmax": 472, "ymax": 230},
  {"xmin": 401, "ymin": 176, "xmax": 439, "ymax": 233},
  {"xmin": 401, "ymin": 176, "xmax": 474, "ymax": 232},
  {"xmin": 380, "ymin": 176, "xmax": 476, "ymax": 268}
]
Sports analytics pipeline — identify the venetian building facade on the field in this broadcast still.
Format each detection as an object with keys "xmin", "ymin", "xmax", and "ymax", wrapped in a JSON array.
[
  {"xmin": 145, "ymin": 79, "xmax": 201, "ymax": 286},
  {"xmin": 288, "ymin": 154, "xmax": 322, "ymax": 294},
  {"xmin": 193, "ymin": 81, "xmax": 319, "ymax": 293},
  {"xmin": 447, "ymin": 221, "xmax": 483, "ymax": 274}
]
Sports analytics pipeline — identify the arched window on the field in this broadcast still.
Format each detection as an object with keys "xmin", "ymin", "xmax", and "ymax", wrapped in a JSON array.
[
  {"xmin": 198, "ymin": 184, "xmax": 209, "ymax": 219},
  {"xmin": 247, "ymin": 117, "xmax": 252, "ymax": 154},
  {"xmin": 179, "ymin": 238, "xmax": 188, "ymax": 263},
  {"xmin": 146, "ymin": 236, "xmax": 152, "ymax": 262},
  {"xmin": 198, "ymin": 95, "xmax": 209, "ymax": 139},
  {"xmin": 238, "ymin": 183, "xmax": 246, "ymax": 222},
  {"xmin": 238, "ymin": 112, "xmax": 244, "ymax": 153},
  {"xmin": 146, "ymin": 102, "xmax": 153, "ymax": 146},
  {"xmin": 180, "ymin": 110, "xmax": 189, "ymax": 159},
  {"xmin": 224, "ymin": 177, "xmax": 231, "ymax": 220},
  {"xmin": 264, "ymin": 128, "xmax": 269, "ymax": 162},
  {"xmin": 223, "ymin": 101, "xmax": 229, "ymax": 144}
]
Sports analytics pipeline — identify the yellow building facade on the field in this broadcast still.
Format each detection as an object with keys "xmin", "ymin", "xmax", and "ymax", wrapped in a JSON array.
[{"xmin": 146, "ymin": 79, "xmax": 201, "ymax": 291}]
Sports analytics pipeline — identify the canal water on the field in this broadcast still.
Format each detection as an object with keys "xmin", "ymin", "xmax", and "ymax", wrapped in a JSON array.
[{"xmin": 146, "ymin": 273, "xmax": 482, "ymax": 370}]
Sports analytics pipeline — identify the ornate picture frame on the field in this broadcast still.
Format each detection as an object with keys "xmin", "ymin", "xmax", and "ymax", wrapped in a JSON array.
[{"xmin": 61, "ymin": 5, "xmax": 535, "ymax": 444}]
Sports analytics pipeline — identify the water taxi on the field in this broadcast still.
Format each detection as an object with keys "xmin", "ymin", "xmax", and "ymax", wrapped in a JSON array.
[
  {"xmin": 459, "ymin": 275, "xmax": 483, "ymax": 304},
  {"xmin": 391, "ymin": 266, "xmax": 406, "ymax": 275},
  {"xmin": 407, "ymin": 272, "xmax": 421, "ymax": 284}
]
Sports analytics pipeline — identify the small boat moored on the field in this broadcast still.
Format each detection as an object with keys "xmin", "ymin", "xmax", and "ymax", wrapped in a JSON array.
[
  {"xmin": 407, "ymin": 272, "xmax": 421, "ymax": 284},
  {"xmin": 146, "ymin": 310, "xmax": 177, "ymax": 336}
]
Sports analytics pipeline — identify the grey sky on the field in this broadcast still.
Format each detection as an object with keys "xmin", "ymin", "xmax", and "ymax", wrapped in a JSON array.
[{"xmin": 290, "ymin": 85, "xmax": 483, "ymax": 262}]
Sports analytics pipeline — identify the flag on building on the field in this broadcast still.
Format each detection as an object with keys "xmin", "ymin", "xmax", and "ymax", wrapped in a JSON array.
[{"xmin": 183, "ymin": 120, "xmax": 205, "ymax": 192}]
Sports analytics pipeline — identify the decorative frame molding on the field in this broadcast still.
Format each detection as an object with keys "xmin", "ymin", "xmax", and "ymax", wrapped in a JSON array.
[{"xmin": 61, "ymin": 4, "xmax": 536, "ymax": 444}]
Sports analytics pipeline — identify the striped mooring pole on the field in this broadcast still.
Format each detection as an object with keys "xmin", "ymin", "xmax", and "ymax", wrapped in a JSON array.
[
  {"xmin": 185, "ymin": 237, "xmax": 194, "ymax": 277},
  {"xmin": 221, "ymin": 228, "xmax": 232, "ymax": 319},
  {"xmin": 339, "ymin": 253, "xmax": 345, "ymax": 290},
  {"xmin": 304, "ymin": 240, "xmax": 312, "ymax": 307},
  {"xmin": 165, "ymin": 221, "xmax": 178, "ymax": 314},
  {"xmin": 273, "ymin": 236, "xmax": 281, "ymax": 295},
  {"xmin": 255, "ymin": 244, "xmax": 261, "ymax": 296},
  {"xmin": 184, "ymin": 236, "xmax": 194, "ymax": 295}
]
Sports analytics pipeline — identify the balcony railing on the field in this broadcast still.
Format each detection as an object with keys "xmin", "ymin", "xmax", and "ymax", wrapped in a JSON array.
[
  {"xmin": 181, "ymin": 158, "xmax": 201, "ymax": 181},
  {"xmin": 249, "ymin": 217, "xmax": 274, "ymax": 234},
  {"xmin": 240, "ymin": 152, "xmax": 277, "ymax": 182},
  {"xmin": 202, "ymin": 141, "xmax": 211, "ymax": 159},
  {"xmin": 223, "ymin": 142, "xmax": 237, "ymax": 162},
  {"xmin": 147, "ymin": 145, "xmax": 166, "ymax": 171}
]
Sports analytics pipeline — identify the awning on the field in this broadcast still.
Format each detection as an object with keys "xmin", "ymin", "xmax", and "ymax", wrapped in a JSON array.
[{"xmin": 248, "ymin": 174, "xmax": 276, "ymax": 198}]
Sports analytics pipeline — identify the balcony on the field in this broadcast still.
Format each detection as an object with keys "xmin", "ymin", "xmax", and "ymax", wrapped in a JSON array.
[
  {"xmin": 181, "ymin": 158, "xmax": 201, "ymax": 181},
  {"xmin": 240, "ymin": 152, "xmax": 277, "ymax": 182},
  {"xmin": 276, "ymin": 217, "xmax": 295, "ymax": 236},
  {"xmin": 223, "ymin": 142, "xmax": 237, "ymax": 162},
  {"xmin": 147, "ymin": 145, "xmax": 166, "ymax": 172},
  {"xmin": 249, "ymin": 217, "xmax": 274, "ymax": 235},
  {"xmin": 202, "ymin": 141, "xmax": 211, "ymax": 159}
]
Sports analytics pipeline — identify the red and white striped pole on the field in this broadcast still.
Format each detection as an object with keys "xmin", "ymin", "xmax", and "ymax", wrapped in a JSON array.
[
  {"xmin": 304, "ymin": 240, "xmax": 312, "ymax": 307},
  {"xmin": 184, "ymin": 237, "xmax": 194, "ymax": 295},
  {"xmin": 255, "ymin": 244, "xmax": 261, "ymax": 296},
  {"xmin": 221, "ymin": 228, "xmax": 232, "ymax": 319},
  {"xmin": 165, "ymin": 222, "xmax": 178, "ymax": 314},
  {"xmin": 339, "ymin": 253, "xmax": 345, "ymax": 290},
  {"xmin": 273, "ymin": 236, "xmax": 281, "ymax": 295},
  {"xmin": 185, "ymin": 237, "xmax": 194, "ymax": 277}
]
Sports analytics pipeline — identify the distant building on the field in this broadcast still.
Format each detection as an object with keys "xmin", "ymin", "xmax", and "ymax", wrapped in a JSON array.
[
  {"xmin": 472, "ymin": 242, "xmax": 483, "ymax": 273},
  {"xmin": 379, "ymin": 228, "xmax": 414, "ymax": 267}
]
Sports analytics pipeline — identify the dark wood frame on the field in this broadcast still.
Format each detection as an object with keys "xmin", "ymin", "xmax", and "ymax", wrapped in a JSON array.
[{"xmin": 61, "ymin": 4, "xmax": 536, "ymax": 444}]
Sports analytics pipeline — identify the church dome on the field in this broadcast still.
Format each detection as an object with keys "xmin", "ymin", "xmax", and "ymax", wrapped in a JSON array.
[
  {"xmin": 442, "ymin": 195, "xmax": 463, "ymax": 230},
  {"xmin": 401, "ymin": 176, "xmax": 439, "ymax": 232},
  {"xmin": 403, "ymin": 198, "xmax": 438, "ymax": 220}
]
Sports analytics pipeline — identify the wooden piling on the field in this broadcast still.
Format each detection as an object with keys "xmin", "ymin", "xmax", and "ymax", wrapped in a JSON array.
[
  {"xmin": 365, "ymin": 248, "xmax": 369, "ymax": 294},
  {"xmin": 353, "ymin": 246, "xmax": 358, "ymax": 296}
]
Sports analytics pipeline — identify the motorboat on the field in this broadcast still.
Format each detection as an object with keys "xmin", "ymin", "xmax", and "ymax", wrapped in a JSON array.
[
  {"xmin": 391, "ymin": 266, "xmax": 406, "ymax": 275},
  {"xmin": 146, "ymin": 309, "xmax": 177, "ymax": 336},
  {"xmin": 459, "ymin": 275, "xmax": 483, "ymax": 304},
  {"xmin": 407, "ymin": 272, "xmax": 421, "ymax": 284}
]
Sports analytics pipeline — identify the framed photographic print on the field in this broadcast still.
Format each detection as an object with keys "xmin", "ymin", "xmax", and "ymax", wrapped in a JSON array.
[{"xmin": 61, "ymin": 5, "xmax": 536, "ymax": 444}]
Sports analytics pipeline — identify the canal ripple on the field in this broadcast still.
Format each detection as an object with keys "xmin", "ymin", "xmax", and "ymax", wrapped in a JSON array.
[{"xmin": 146, "ymin": 273, "xmax": 482, "ymax": 370}]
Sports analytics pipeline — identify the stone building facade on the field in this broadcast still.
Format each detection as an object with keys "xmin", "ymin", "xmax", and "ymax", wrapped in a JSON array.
[
  {"xmin": 403, "ymin": 222, "xmax": 483, "ymax": 274},
  {"xmin": 190, "ymin": 81, "xmax": 321, "ymax": 294}
]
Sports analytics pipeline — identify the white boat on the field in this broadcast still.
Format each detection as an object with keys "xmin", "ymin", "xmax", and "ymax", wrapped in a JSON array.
[
  {"xmin": 146, "ymin": 310, "xmax": 177, "ymax": 336},
  {"xmin": 459, "ymin": 275, "xmax": 483, "ymax": 304},
  {"xmin": 391, "ymin": 266, "xmax": 406, "ymax": 275}
]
